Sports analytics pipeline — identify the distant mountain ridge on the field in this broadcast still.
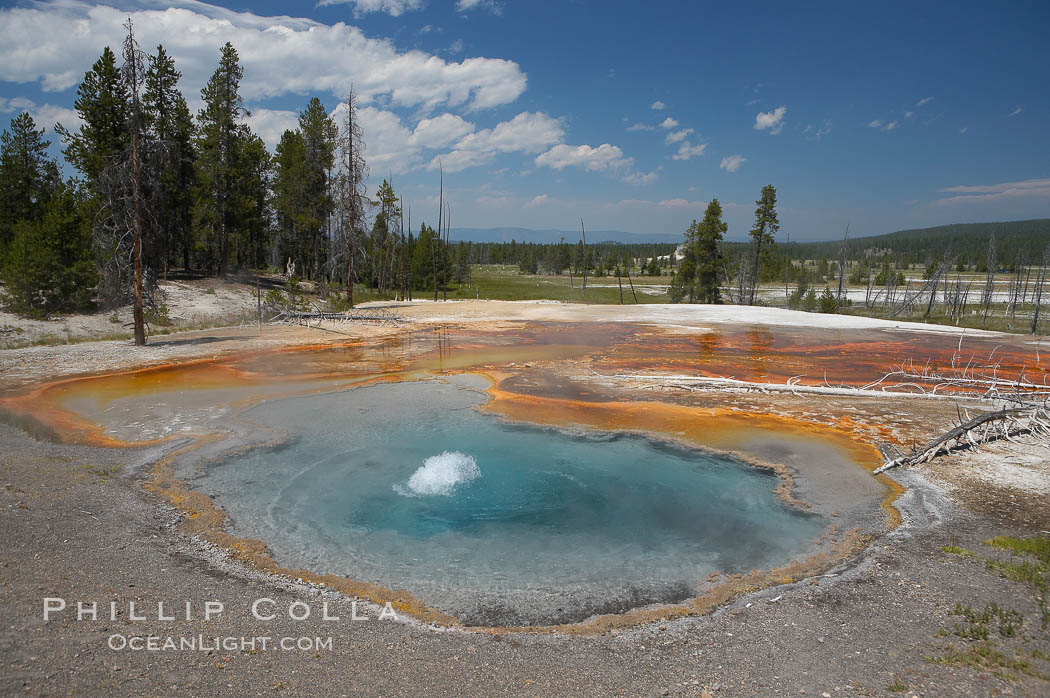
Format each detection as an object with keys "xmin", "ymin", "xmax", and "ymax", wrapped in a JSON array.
[
  {"xmin": 451, "ymin": 220, "xmax": 1050, "ymax": 260},
  {"xmin": 781, "ymin": 219, "xmax": 1050, "ymax": 261},
  {"xmin": 449, "ymin": 227, "xmax": 679, "ymax": 244}
]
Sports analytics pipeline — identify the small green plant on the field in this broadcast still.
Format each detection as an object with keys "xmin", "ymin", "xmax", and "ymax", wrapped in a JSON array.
[
  {"xmin": 984, "ymin": 535, "xmax": 1050, "ymax": 627},
  {"xmin": 927, "ymin": 642, "xmax": 1048, "ymax": 682},
  {"xmin": 144, "ymin": 303, "xmax": 173, "ymax": 327},
  {"xmin": 265, "ymin": 288, "xmax": 286, "ymax": 307},
  {"xmin": 802, "ymin": 287, "xmax": 818, "ymax": 312},
  {"xmin": 949, "ymin": 602, "xmax": 1023, "ymax": 639},
  {"xmin": 205, "ymin": 287, "xmax": 216, "ymax": 295},
  {"xmin": 818, "ymin": 286, "xmax": 838, "ymax": 313},
  {"xmin": 886, "ymin": 679, "xmax": 908, "ymax": 692},
  {"xmin": 328, "ymin": 291, "xmax": 352, "ymax": 313},
  {"xmin": 942, "ymin": 544, "xmax": 976, "ymax": 559},
  {"xmin": 109, "ymin": 311, "xmax": 121, "ymax": 324}
]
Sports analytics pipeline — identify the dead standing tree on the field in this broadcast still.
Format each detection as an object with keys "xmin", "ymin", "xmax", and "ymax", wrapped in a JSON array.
[
  {"xmin": 981, "ymin": 231, "xmax": 997, "ymax": 324},
  {"xmin": 835, "ymin": 223, "xmax": 849, "ymax": 307},
  {"xmin": 434, "ymin": 163, "xmax": 442, "ymax": 302},
  {"xmin": 1032, "ymin": 243, "xmax": 1050, "ymax": 335},
  {"xmin": 580, "ymin": 218, "xmax": 587, "ymax": 298},
  {"xmin": 338, "ymin": 87, "xmax": 368, "ymax": 308},
  {"xmin": 95, "ymin": 19, "xmax": 155, "ymax": 345}
]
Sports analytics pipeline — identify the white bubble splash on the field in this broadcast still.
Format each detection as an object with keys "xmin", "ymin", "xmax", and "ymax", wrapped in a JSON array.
[{"xmin": 394, "ymin": 451, "xmax": 480, "ymax": 497}]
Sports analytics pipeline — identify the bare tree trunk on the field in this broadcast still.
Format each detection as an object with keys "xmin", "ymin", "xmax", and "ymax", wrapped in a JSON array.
[
  {"xmin": 434, "ymin": 165, "xmax": 442, "ymax": 302},
  {"xmin": 580, "ymin": 218, "xmax": 587, "ymax": 297},
  {"xmin": 341, "ymin": 86, "xmax": 368, "ymax": 309},
  {"xmin": 982, "ymin": 232, "xmax": 997, "ymax": 323},
  {"xmin": 626, "ymin": 265, "xmax": 638, "ymax": 303},
  {"xmin": 122, "ymin": 20, "xmax": 147, "ymax": 346},
  {"xmin": 443, "ymin": 202, "xmax": 450, "ymax": 301},
  {"xmin": 1032, "ymin": 246, "xmax": 1049, "ymax": 335},
  {"xmin": 397, "ymin": 197, "xmax": 405, "ymax": 301},
  {"xmin": 836, "ymin": 225, "xmax": 848, "ymax": 307},
  {"xmin": 924, "ymin": 262, "xmax": 943, "ymax": 323}
]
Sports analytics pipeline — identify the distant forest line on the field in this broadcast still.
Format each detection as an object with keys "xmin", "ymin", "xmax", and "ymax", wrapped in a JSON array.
[{"xmin": 0, "ymin": 20, "xmax": 1047, "ymax": 340}]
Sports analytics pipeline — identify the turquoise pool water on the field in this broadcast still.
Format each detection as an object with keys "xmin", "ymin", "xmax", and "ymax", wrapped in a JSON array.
[{"xmin": 195, "ymin": 380, "xmax": 825, "ymax": 624}]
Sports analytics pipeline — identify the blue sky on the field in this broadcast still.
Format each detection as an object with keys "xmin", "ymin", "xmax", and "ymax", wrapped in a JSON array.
[{"xmin": 1, "ymin": 0, "xmax": 1048, "ymax": 241}]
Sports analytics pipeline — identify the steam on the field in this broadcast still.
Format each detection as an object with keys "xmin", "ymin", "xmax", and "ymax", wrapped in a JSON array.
[{"xmin": 395, "ymin": 451, "xmax": 480, "ymax": 497}]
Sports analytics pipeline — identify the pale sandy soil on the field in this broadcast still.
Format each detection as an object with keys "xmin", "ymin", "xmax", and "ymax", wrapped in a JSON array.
[
  {"xmin": 375, "ymin": 298, "xmax": 999, "ymax": 333},
  {"xmin": 0, "ymin": 278, "xmax": 260, "ymax": 348}
]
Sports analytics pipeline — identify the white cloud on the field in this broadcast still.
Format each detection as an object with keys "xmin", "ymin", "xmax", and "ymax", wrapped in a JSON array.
[
  {"xmin": 959, "ymin": 126, "xmax": 968, "ymax": 134},
  {"xmin": 671, "ymin": 142, "xmax": 707, "ymax": 161},
  {"xmin": 664, "ymin": 128, "xmax": 693, "ymax": 144},
  {"xmin": 659, "ymin": 117, "xmax": 679, "ymax": 129},
  {"xmin": 753, "ymin": 106, "xmax": 786, "ymax": 134},
  {"xmin": 882, "ymin": 120, "xmax": 898, "ymax": 131},
  {"xmin": 535, "ymin": 143, "xmax": 631, "ymax": 172},
  {"xmin": 622, "ymin": 170, "xmax": 658, "ymax": 186},
  {"xmin": 0, "ymin": 95, "xmax": 82, "ymax": 132},
  {"xmin": 904, "ymin": 111, "xmax": 914, "ymax": 119},
  {"xmin": 867, "ymin": 119, "xmax": 883, "ymax": 128},
  {"xmin": 1008, "ymin": 105, "xmax": 1022, "ymax": 117},
  {"xmin": 867, "ymin": 119, "xmax": 897, "ymax": 132},
  {"xmin": 243, "ymin": 108, "xmax": 299, "ymax": 150},
  {"xmin": 250, "ymin": 103, "xmax": 479, "ymax": 174},
  {"xmin": 917, "ymin": 96, "xmax": 934, "ymax": 106},
  {"xmin": 409, "ymin": 113, "xmax": 475, "ymax": 149},
  {"xmin": 533, "ymin": 143, "xmax": 653, "ymax": 185},
  {"xmin": 315, "ymin": 0, "xmax": 424, "ymax": 17},
  {"xmin": 448, "ymin": 39, "xmax": 464, "ymax": 55},
  {"xmin": 430, "ymin": 111, "xmax": 564, "ymax": 172},
  {"xmin": 803, "ymin": 119, "xmax": 831, "ymax": 140},
  {"xmin": 626, "ymin": 122, "xmax": 655, "ymax": 132},
  {"xmin": 0, "ymin": 96, "xmax": 34, "ymax": 112},
  {"xmin": 456, "ymin": 0, "xmax": 501, "ymax": 14},
  {"xmin": 346, "ymin": 104, "xmax": 420, "ymax": 173},
  {"xmin": 935, "ymin": 177, "xmax": 1050, "ymax": 206},
  {"xmin": 0, "ymin": 1, "xmax": 525, "ymax": 111},
  {"xmin": 650, "ymin": 100, "xmax": 665, "ymax": 110},
  {"xmin": 720, "ymin": 154, "xmax": 746, "ymax": 173},
  {"xmin": 523, "ymin": 194, "xmax": 550, "ymax": 208}
]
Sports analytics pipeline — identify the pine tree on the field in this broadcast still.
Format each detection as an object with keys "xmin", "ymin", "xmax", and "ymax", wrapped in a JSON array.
[
  {"xmin": 143, "ymin": 44, "xmax": 195, "ymax": 272},
  {"xmin": 369, "ymin": 179, "xmax": 401, "ymax": 292},
  {"xmin": 2, "ymin": 180, "xmax": 96, "ymax": 317},
  {"xmin": 0, "ymin": 113, "xmax": 59, "ymax": 253},
  {"xmin": 232, "ymin": 130, "xmax": 271, "ymax": 270},
  {"xmin": 58, "ymin": 47, "xmax": 129, "ymax": 187},
  {"xmin": 298, "ymin": 97, "xmax": 337, "ymax": 280},
  {"xmin": 747, "ymin": 184, "xmax": 779, "ymax": 304},
  {"xmin": 694, "ymin": 199, "xmax": 728, "ymax": 303},
  {"xmin": 194, "ymin": 42, "xmax": 245, "ymax": 277},
  {"xmin": 818, "ymin": 285, "xmax": 837, "ymax": 313},
  {"xmin": 274, "ymin": 128, "xmax": 307, "ymax": 270}
]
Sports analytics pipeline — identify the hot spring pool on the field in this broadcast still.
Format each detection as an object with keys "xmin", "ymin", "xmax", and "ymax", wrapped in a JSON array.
[{"xmin": 195, "ymin": 379, "xmax": 826, "ymax": 625}]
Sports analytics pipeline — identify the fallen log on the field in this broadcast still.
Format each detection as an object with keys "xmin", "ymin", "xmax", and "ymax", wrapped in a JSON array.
[{"xmin": 873, "ymin": 406, "xmax": 1048, "ymax": 474}]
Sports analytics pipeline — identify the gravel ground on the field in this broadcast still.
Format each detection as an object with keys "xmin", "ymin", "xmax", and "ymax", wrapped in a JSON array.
[
  {"xmin": 2, "ymin": 423, "xmax": 1048, "ymax": 697},
  {"xmin": 2, "ymin": 303, "xmax": 1048, "ymax": 696}
]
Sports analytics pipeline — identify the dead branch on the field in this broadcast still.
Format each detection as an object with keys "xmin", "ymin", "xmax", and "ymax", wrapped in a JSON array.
[{"xmin": 873, "ymin": 405, "xmax": 1049, "ymax": 473}]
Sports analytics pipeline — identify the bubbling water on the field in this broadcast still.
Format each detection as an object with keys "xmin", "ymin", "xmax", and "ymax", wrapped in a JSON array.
[{"xmin": 395, "ymin": 451, "xmax": 480, "ymax": 497}]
